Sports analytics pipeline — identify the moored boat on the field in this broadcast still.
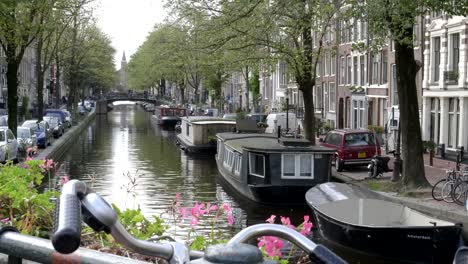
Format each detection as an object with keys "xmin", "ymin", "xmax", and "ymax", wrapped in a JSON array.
[
  {"xmin": 216, "ymin": 133, "xmax": 335, "ymax": 204},
  {"xmin": 152, "ymin": 106, "xmax": 187, "ymax": 127},
  {"xmin": 305, "ymin": 182, "xmax": 463, "ymax": 263},
  {"xmin": 176, "ymin": 116, "xmax": 236, "ymax": 153}
]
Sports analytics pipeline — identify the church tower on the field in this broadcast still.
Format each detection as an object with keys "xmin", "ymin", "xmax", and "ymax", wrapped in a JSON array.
[{"xmin": 118, "ymin": 51, "xmax": 129, "ymax": 91}]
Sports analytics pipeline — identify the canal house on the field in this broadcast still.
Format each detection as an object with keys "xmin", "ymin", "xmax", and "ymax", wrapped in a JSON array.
[{"xmin": 215, "ymin": 133, "xmax": 335, "ymax": 204}]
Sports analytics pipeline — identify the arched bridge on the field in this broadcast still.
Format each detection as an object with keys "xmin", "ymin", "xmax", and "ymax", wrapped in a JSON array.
[
  {"xmin": 103, "ymin": 94, "xmax": 159, "ymax": 104},
  {"xmin": 96, "ymin": 94, "xmax": 160, "ymax": 114}
]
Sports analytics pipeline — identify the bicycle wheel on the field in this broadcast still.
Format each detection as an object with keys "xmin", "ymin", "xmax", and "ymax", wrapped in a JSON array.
[
  {"xmin": 452, "ymin": 180, "xmax": 468, "ymax": 206},
  {"xmin": 432, "ymin": 179, "xmax": 447, "ymax": 201},
  {"xmin": 441, "ymin": 181, "xmax": 455, "ymax": 203}
]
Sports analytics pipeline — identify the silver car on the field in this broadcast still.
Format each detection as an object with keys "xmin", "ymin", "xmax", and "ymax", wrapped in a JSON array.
[
  {"xmin": 0, "ymin": 127, "xmax": 18, "ymax": 162},
  {"xmin": 17, "ymin": 126, "xmax": 37, "ymax": 155}
]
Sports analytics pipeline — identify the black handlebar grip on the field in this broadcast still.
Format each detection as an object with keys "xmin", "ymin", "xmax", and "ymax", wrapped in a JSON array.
[
  {"xmin": 311, "ymin": 244, "xmax": 347, "ymax": 264},
  {"xmin": 52, "ymin": 194, "xmax": 82, "ymax": 254}
]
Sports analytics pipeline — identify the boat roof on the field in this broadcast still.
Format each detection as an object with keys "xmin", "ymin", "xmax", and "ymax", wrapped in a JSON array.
[
  {"xmin": 181, "ymin": 116, "xmax": 236, "ymax": 124},
  {"xmin": 306, "ymin": 183, "xmax": 458, "ymax": 228},
  {"xmin": 217, "ymin": 133, "xmax": 335, "ymax": 153}
]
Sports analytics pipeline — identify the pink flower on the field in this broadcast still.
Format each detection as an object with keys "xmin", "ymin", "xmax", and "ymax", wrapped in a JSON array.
[
  {"xmin": 178, "ymin": 207, "xmax": 188, "ymax": 218},
  {"xmin": 176, "ymin": 193, "xmax": 181, "ymax": 201},
  {"xmin": 208, "ymin": 204, "xmax": 218, "ymax": 212},
  {"xmin": 222, "ymin": 203, "xmax": 231, "ymax": 213},
  {"xmin": 0, "ymin": 218, "xmax": 9, "ymax": 223},
  {"xmin": 299, "ymin": 215, "xmax": 313, "ymax": 236},
  {"xmin": 258, "ymin": 236, "xmax": 284, "ymax": 257},
  {"xmin": 280, "ymin": 216, "xmax": 295, "ymax": 229},
  {"xmin": 190, "ymin": 217, "xmax": 199, "ymax": 226},
  {"xmin": 26, "ymin": 156, "xmax": 32, "ymax": 161},
  {"xmin": 40, "ymin": 159, "xmax": 55, "ymax": 172},
  {"xmin": 266, "ymin": 215, "xmax": 276, "ymax": 224},
  {"xmin": 59, "ymin": 175, "xmax": 69, "ymax": 186},
  {"xmin": 227, "ymin": 214, "xmax": 234, "ymax": 225}
]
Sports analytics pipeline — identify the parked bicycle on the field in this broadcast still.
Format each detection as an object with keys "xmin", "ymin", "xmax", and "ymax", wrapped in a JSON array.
[
  {"xmin": 432, "ymin": 167, "xmax": 468, "ymax": 205},
  {"xmin": 0, "ymin": 180, "xmax": 347, "ymax": 264}
]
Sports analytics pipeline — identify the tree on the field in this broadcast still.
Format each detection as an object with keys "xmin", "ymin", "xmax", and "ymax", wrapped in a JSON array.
[
  {"xmin": 168, "ymin": 0, "xmax": 346, "ymax": 143},
  {"xmin": 355, "ymin": 0, "xmax": 467, "ymax": 188},
  {"xmin": 0, "ymin": 0, "xmax": 47, "ymax": 135}
]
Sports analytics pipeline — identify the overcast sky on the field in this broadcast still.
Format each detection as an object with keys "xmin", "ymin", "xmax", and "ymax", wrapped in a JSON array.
[{"xmin": 95, "ymin": 0, "xmax": 167, "ymax": 69}]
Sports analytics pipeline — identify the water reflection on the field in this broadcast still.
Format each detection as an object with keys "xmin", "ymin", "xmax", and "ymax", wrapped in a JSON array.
[{"xmin": 56, "ymin": 104, "xmax": 400, "ymax": 263}]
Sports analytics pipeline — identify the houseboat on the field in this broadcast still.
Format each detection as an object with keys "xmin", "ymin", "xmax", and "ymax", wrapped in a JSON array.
[
  {"xmin": 176, "ymin": 116, "xmax": 236, "ymax": 153},
  {"xmin": 152, "ymin": 106, "xmax": 187, "ymax": 127},
  {"xmin": 306, "ymin": 182, "xmax": 462, "ymax": 263},
  {"xmin": 215, "ymin": 133, "xmax": 335, "ymax": 204}
]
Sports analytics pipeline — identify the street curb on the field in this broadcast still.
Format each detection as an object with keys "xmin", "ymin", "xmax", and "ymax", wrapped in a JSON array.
[
  {"xmin": 332, "ymin": 172, "xmax": 468, "ymax": 237},
  {"xmin": 34, "ymin": 111, "xmax": 96, "ymax": 161}
]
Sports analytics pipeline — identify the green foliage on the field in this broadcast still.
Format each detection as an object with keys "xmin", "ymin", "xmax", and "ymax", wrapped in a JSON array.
[
  {"xmin": 423, "ymin": 140, "xmax": 437, "ymax": 152},
  {"xmin": 0, "ymin": 161, "xmax": 58, "ymax": 236},
  {"xmin": 111, "ymin": 204, "xmax": 167, "ymax": 240},
  {"xmin": 368, "ymin": 125, "xmax": 384, "ymax": 134}
]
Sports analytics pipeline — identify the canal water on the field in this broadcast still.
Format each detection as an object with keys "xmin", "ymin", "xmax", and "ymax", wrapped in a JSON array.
[{"xmin": 56, "ymin": 103, "xmax": 399, "ymax": 263}]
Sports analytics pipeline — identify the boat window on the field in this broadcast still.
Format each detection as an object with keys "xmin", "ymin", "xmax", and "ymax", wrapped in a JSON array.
[
  {"xmin": 186, "ymin": 123, "xmax": 190, "ymax": 136},
  {"xmin": 223, "ymin": 147, "xmax": 235, "ymax": 170},
  {"xmin": 249, "ymin": 153, "xmax": 265, "ymax": 177},
  {"xmin": 234, "ymin": 153, "xmax": 242, "ymax": 176},
  {"xmin": 0, "ymin": 131, "xmax": 5, "ymax": 142},
  {"xmin": 282, "ymin": 154, "xmax": 314, "ymax": 178},
  {"xmin": 283, "ymin": 155, "xmax": 296, "ymax": 176}
]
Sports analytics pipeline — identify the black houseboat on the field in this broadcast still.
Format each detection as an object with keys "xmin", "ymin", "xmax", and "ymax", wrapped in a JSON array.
[
  {"xmin": 306, "ymin": 182, "xmax": 462, "ymax": 263},
  {"xmin": 215, "ymin": 133, "xmax": 335, "ymax": 204}
]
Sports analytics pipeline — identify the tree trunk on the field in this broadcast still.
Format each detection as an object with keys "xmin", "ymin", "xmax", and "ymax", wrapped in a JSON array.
[
  {"xmin": 394, "ymin": 39, "xmax": 430, "ymax": 188},
  {"xmin": 245, "ymin": 66, "xmax": 250, "ymax": 113},
  {"xmin": 301, "ymin": 85, "xmax": 315, "ymax": 145},
  {"xmin": 6, "ymin": 54, "xmax": 19, "ymax": 136},
  {"xmin": 36, "ymin": 41, "xmax": 44, "ymax": 121},
  {"xmin": 55, "ymin": 57, "xmax": 61, "ymax": 108}
]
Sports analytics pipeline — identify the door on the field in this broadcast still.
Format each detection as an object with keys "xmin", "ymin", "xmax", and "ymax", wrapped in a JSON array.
[{"xmin": 338, "ymin": 98, "xmax": 344, "ymax": 128}]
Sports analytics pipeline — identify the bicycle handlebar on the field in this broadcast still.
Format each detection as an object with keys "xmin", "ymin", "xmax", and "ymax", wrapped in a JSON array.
[
  {"xmin": 52, "ymin": 180, "xmax": 88, "ymax": 254},
  {"xmin": 52, "ymin": 180, "xmax": 347, "ymax": 264}
]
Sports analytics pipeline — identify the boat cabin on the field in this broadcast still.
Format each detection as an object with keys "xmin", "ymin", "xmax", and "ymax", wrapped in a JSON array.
[
  {"xmin": 215, "ymin": 133, "xmax": 335, "ymax": 203},
  {"xmin": 176, "ymin": 116, "xmax": 236, "ymax": 153},
  {"xmin": 153, "ymin": 106, "xmax": 187, "ymax": 126}
]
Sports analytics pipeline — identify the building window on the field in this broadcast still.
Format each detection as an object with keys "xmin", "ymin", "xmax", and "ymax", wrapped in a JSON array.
[
  {"xmin": 359, "ymin": 101, "xmax": 365, "ymax": 128},
  {"xmin": 249, "ymin": 153, "xmax": 265, "ymax": 177},
  {"xmin": 315, "ymin": 86, "xmax": 323, "ymax": 112},
  {"xmin": 353, "ymin": 20, "xmax": 358, "ymax": 42},
  {"xmin": 451, "ymin": 33, "xmax": 460, "ymax": 72},
  {"xmin": 353, "ymin": 57, "xmax": 358, "ymax": 85},
  {"xmin": 329, "ymin": 83, "xmax": 336, "ymax": 112},
  {"xmin": 448, "ymin": 98, "xmax": 460, "ymax": 148},
  {"xmin": 331, "ymin": 54, "xmax": 336, "ymax": 76},
  {"xmin": 282, "ymin": 154, "xmax": 314, "ymax": 179},
  {"xmin": 347, "ymin": 22, "xmax": 352, "ymax": 43},
  {"xmin": 347, "ymin": 56, "xmax": 352, "ymax": 84},
  {"xmin": 316, "ymin": 61, "xmax": 321, "ymax": 77},
  {"xmin": 360, "ymin": 20, "xmax": 366, "ymax": 40},
  {"xmin": 382, "ymin": 51, "xmax": 388, "ymax": 83},
  {"xmin": 433, "ymin": 37, "xmax": 440, "ymax": 82},
  {"xmin": 340, "ymin": 56, "xmax": 345, "ymax": 84},
  {"xmin": 360, "ymin": 55, "xmax": 365, "ymax": 85},
  {"xmin": 353, "ymin": 100, "xmax": 358, "ymax": 128},
  {"xmin": 324, "ymin": 52, "xmax": 329, "ymax": 76},
  {"xmin": 372, "ymin": 53, "xmax": 379, "ymax": 84},
  {"xmin": 413, "ymin": 23, "xmax": 420, "ymax": 46},
  {"xmin": 324, "ymin": 83, "xmax": 329, "ymax": 113},
  {"xmin": 392, "ymin": 64, "xmax": 398, "ymax": 106},
  {"xmin": 430, "ymin": 98, "xmax": 440, "ymax": 144}
]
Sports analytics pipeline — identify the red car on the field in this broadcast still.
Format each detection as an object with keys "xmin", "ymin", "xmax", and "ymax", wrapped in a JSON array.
[{"xmin": 320, "ymin": 129, "xmax": 381, "ymax": 171}]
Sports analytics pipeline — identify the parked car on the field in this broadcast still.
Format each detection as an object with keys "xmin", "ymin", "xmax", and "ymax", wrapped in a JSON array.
[
  {"xmin": 264, "ymin": 113, "xmax": 297, "ymax": 133},
  {"xmin": 44, "ymin": 109, "xmax": 68, "ymax": 127},
  {"xmin": 0, "ymin": 127, "xmax": 18, "ymax": 163},
  {"xmin": 63, "ymin": 110, "xmax": 72, "ymax": 127},
  {"xmin": 22, "ymin": 120, "xmax": 52, "ymax": 148},
  {"xmin": 0, "ymin": 115, "xmax": 8, "ymax": 126},
  {"xmin": 43, "ymin": 116, "xmax": 64, "ymax": 138},
  {"xmin": 17, "ymin": 126, "xmax": 37, "ymax": 155},
  {"xmin": 204, "ymin": 108, "xmax": 219, "ymax": 117},
  {"xmin": 320, "ymin": 129, "xmax": 381, "ymax": 172},
  {"xmin": 247, "ymin": 113, "xmax": 268, "ymax": 123},
  {"xmin": 222, "ymin": 113, "xmax": 237, "ymax": 120}
]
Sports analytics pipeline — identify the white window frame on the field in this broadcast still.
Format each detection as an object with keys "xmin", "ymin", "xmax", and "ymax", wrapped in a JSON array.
[
  {"xmin": 223, "ymin": 147, "xmax": 235, "ymax": 170},
  {"xmin": 234, "ymin": 153, "xmax": 242, "ymax": 176},
  {"xmin": 281, "ymin": 154, "xmax": 315, "ymax": 179},
  {"xmin": 329, "ymin": 83, "xmax": 336, "ymax": 112},
  {"xmin": 249, "ymin": 152, "xmax": 265, "ymax": 178}
]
